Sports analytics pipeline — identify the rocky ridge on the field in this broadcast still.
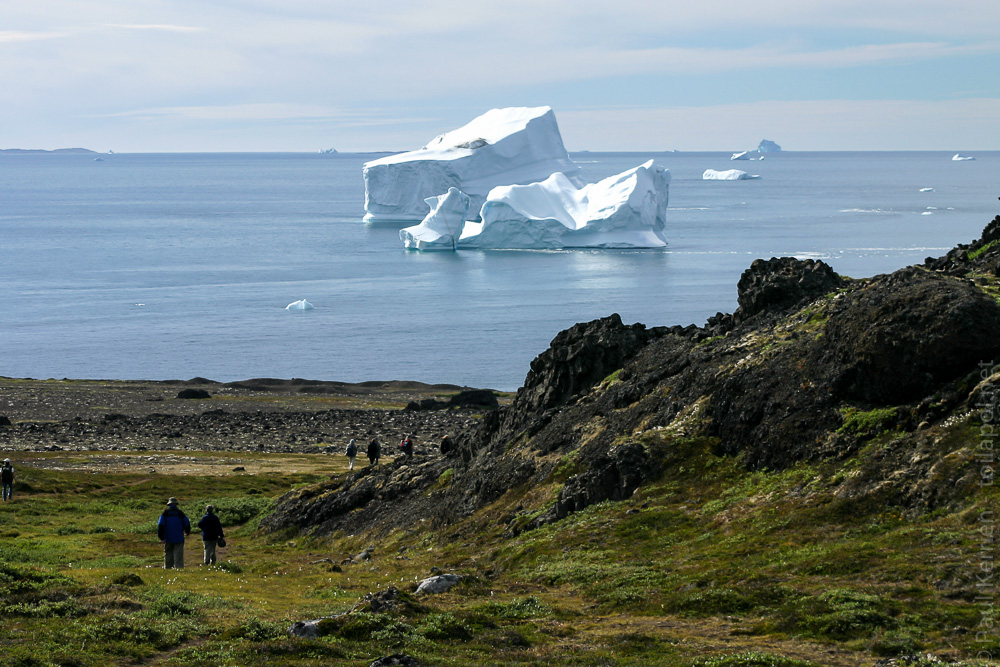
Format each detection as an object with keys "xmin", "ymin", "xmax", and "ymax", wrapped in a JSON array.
[{"xmin": 263, "ymin": 212, "xmax": 1000, "ymax": 540}]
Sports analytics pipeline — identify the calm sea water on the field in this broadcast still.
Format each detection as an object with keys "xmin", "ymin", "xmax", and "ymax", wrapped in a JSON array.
[{"xmin": 2, "ymin": 151, "xmax": 998, "ymax": 391}]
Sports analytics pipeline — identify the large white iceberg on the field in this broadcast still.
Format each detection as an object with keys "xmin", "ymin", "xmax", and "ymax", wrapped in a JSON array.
[
  {"xmin": 399, "ymin": 188, "xmax": 470, "ymax": 250},
  {"xmin": 400, "ymin": 160, "xmax": 670, "ymax": 250},
  {"xmin": 363, "ymin": 106, "xmax": 581, "ymax": 223},
  {"xmin": 703, "ymin": 169, "xmax": 760, "ymax": 181},
  {"xmin": 952, "ymin": 153, "xmax": 976, "ymax": 161}
]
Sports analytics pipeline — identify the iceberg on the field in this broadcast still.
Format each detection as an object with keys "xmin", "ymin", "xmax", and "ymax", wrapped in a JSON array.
[
  {"xmin": 731, "ymin": 151, "xmax": 751, "ymax": 160},
  {"xmin": 285, "ymin": 299, "xmax": 315, "ymax": 311},
  {"xmin": 363, "ymin": 106, "xmax": 581, "ymax": 223},
  {"xmin": 399, "ymin": 187, "xmax": 470, "ymax": 251},
  {"xmin": 449, "ymin": 160, "xmax": 669, "ymax": 250},
  {"xmin": 757, "ymin": 139, "xmax": 782, "ymax": 153},
  {"xmin": 703, "ymin": 169, "xmax": 760, "ymax": 181},
  {"xmin": 952, "ymin": 153, "xmax": 976, "ymax": 161}
]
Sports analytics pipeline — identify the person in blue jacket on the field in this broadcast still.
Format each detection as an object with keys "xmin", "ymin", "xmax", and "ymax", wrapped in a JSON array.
[
  {"xmin": 196, "ymin": 504, "xmax": 225, "ymax": 566},
  {"xmin": 157, "ymin": 497, "xmax": 191, "ymax": 569}
]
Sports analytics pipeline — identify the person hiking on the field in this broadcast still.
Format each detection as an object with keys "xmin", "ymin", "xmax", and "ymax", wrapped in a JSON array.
[
  {"xmin": 1, "ymin": 458, "xmax": 14, "ymax": 502},
  {"xmin": 157, "ymin": 497, "xmax": 191, "ymax": 569},
  {"xmin": 346, "ymin": 438, "xmax": 358, "ymax": 470},
  {"xmin": 399, "ymin": 435, "xmax": 414, "ymax": 458},
  {"xmin": 196, "ymin": 504, "xmax": 225, "ymax": 566},
  {"xmin": 367, "ymin": 438, "xmax": 381, "ymax": 466}
]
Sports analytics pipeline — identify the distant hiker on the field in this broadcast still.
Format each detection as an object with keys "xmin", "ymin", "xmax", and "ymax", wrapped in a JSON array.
[
  {"xmin": 440, "ymin": 435, "xmax": 454, "ymax": 456},
  {"xmin": 346, "ymin": 439, "xmax": 358, "ymax": 470},
  {"xmin": 157, "ymin": 497, "xmax": 191, "ymax": 569},
  {"xmin": 399, "ymin": 436, "xmax": 414, "ymax": 458},
  {"xmin": 1, "ymin": 458, "xmax": 14, "ymax": 502},
  {"xmin": 197, "ymin": 504, "xmax": 225, "ymax": 566},
  {"xmin": 367, "ymin": 438, "xmax": 381, "ymax": 466}
]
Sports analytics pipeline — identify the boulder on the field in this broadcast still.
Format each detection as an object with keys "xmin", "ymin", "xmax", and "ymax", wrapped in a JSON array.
[
  {"xmin": 370, "ymin": 656, "xmax": 420, "ymax": 667},
  {"xmin": 735, "ymin": 257, "xmax": 844, "ymax": 321},
  {"xmin": 415, "ymin": 573, "xmax": 462, "ymax": 595},
  {"xmin": 176, "ymin": 389, "xmax": 211, "ymax": 400}
]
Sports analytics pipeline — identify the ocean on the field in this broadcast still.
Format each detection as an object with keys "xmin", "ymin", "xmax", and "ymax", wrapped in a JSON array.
[{"xmin": 1, "ymin": 151, "xmax": 998, "ymax": 391}]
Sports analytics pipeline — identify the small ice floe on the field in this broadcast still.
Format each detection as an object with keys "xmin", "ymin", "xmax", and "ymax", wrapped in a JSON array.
[
  {"xmin": 285, "ymin": 299, "xmax": 315, "ymax": 311},
  {"xmin": 922, "ymin": 211, "xmax": 934, "ymax": 216},
  {"xmin": 703, "ymin": 169, "xmax": 760, "ymax": 181},
  {"xmin": 952, "ymin": 153, "xmax": 976, "ymax": 161},
  {"xmin": 919, "ymin": 187, "xmax": 934, "ymax": 192}
]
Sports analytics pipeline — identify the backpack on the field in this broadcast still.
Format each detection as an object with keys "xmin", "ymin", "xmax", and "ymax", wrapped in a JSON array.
[
  {"xmin": 346, "ymin": 442, "xmax": 357, "ymax": 457},
  {"xmin": 1, "ymin": 465, "xmax": 12, "ymax": 483}
]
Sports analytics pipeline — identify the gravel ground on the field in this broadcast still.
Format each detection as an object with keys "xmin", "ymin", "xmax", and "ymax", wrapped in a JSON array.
[{"xmin": 0, "ymin": 377, "xmax": 500, "ymax": 455}]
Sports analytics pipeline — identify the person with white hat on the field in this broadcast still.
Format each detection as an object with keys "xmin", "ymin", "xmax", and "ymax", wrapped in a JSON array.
[
  {"xmin": 1, "ymin": 458, "xmax": 13, "ymax": 502},
  {"xmin": 157, "ymin": 497, "xmax": 191, "ymax": 568}
]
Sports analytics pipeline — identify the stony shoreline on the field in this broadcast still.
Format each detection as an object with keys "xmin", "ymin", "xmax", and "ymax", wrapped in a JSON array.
[{"xmin": 0, "ymin": 376, "xmax": 502, "ymax": 454}]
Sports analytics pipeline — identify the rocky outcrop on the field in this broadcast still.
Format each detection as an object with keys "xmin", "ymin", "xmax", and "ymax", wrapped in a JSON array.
[
  {"xmin": 263, "ymin": 213, "xmax": 1000, "ymax": 538},
  {"xmin": 735, "ymin": 256, "xmax": 844, "ymax": 322},
  {"xmin": 818, "ymin": 267, "xmax": 1000, "ymax": 404}
]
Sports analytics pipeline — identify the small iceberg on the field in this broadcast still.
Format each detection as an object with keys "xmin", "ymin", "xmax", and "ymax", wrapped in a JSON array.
[
  {"xmin": 952, "ymin": 154, "xmax": 976, "ymax": 161},
  {"xmin": 703, "ymin": 169, "xmax": 760, "ymax": 181},
  {"xmin": 919, "ymin": 187, "xmax": 934, "ymax": 192},
  {"xmin": 285, "ymin": 299, "xmax": 315, "ymax": 311},
  {"xmin": 731, "ymin": 151, "xmax": 751, "ymax": 160}
]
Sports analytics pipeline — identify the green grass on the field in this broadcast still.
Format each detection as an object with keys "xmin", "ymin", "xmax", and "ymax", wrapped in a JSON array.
[{"xmin": 0, "ymin": 442, "xmax": 996, "ymax": 667}]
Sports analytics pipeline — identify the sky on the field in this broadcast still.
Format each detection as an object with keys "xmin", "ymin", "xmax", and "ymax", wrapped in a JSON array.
[{"xmin": 3, "ymin": 0, "xmax": 1000, "ymax": 152}]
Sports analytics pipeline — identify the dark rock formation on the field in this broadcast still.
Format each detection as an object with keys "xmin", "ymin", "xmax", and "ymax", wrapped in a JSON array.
[
  {"xmin": 262, "ymin": 213, "xmax": 1000, "ymax": 538},
  {"xmin": 404, "ymin": 389, "xmax": 499, "ymax": 412},
  {"xmin": 735, "ymin": 256, "xmax": 844, "ymax": 322},
  {"xmin": 818, "ymin": 267, "xmax": 1000, "ymax": 405},
  {"xmin": 176, "ymin": 389, "xmax": 211, "ymax": 400}
]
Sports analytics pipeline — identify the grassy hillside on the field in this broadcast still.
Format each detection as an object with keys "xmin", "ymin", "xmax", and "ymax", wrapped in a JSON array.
[{"xmin": 0, "ymin": 437, "xmax": 996, "ymax": 666}]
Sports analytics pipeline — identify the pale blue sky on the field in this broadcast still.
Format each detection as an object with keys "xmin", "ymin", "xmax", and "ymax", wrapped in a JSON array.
[{"xmin": 4, "ymin": 0, "xmax": 999, "ymax": 152}]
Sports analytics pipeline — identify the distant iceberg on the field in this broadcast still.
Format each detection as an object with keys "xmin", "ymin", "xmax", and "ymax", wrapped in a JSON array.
[
  {"xmin": 703, "ymin": 169, "xmax": 760, "ymax": 181},
  {"xmin": 285, "ymin": 299, "xmax": 315, "ymax": 311},
  {"xmin": 919, "ymin": 187, "xmax": 935, "ymax": 192},
  {"xmin": 400, "ymin": 188, "xmax": 470, "ymax": 250},
  {"xmin": 952, "ymin": 153, "xmax": 976, "ymax": 161},
  {"xmin": 363, "ymin": 106, "xmax": 581, "ymax": 223},
  {"xmin": 401, "ymin": 160, "xmax": 670, "ymax": 250},
  {"xmin": 731, "ymin": 151, "xmax": 751, "ymax": 160},
  {"xmin": 757, "ymin": 139, "xmax": 782, "ymax": 153}
]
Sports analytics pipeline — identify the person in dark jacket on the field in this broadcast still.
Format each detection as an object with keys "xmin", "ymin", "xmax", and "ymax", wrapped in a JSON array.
[
  {"xmin": 367, "ymin": 438, "xmax": 381, "ymax": 466},
  {"xmin": 1, "ymin": 458, "xmax": 14, "ymax": 502},
  {"xmin": 157, "ymin": 497, "xmax": 191, "ymax": 569},
  {"xmin": 196, "ymin": 504, "xmax": 225, "ymax": 566},
  {"xmin": 399, "ymin": 436, "xmax": 414, "ymax": 458}
]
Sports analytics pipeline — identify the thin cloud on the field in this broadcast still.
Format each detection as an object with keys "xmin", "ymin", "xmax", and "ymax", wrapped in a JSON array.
[
  {"xmin": 105, "ymin": 24, "xmax": 205, "ymax": 33},
  {"xmin": 94, "ymin": 103, "xmax": 433, "ymax": 126},
  {"xmin": 0, "ymin": 30, "xmax": 73, "ymax": 43}
]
